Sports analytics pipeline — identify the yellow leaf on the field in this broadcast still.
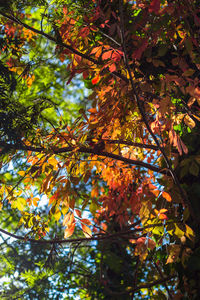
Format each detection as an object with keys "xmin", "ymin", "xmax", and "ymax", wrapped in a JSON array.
[
  {"xmin": 48, "ymin": 157, "xmax": 58, "ymax": 170},
  {"xmin": 62, "ymin": 202, "xmax": 69, "ymax": 215},
  {"xmin": 54, "ymin": 209, "xmax": 61, "ymax": 222},
  {"xmin": 185, "ymin": 224, "xmax": 195, "ymax": 240},
  {"xmin": 13, "ymin": 197, "xmax": 27, "ymax": 211},
  {"xmin": 18, "ymin": 171, "xmax": 26, "ymax": 177},
  {"xmin": 174, "ymin": 224, "xmax": 185, "ymax": 239}
]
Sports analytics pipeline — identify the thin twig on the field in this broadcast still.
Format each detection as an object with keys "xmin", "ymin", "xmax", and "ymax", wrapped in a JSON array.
[
  {"xmin": 105, "ymin": 275, "xmax": 176, "ymax": 296},
  {"xmin": 153, "ymin": 260, "xmax": 174, "ymax": 299}
]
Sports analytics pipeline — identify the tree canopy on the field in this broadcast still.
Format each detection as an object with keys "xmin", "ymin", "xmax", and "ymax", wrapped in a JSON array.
[{"xmin": 0, "ymin": 0, "xmax": 200, "ymax": 298}]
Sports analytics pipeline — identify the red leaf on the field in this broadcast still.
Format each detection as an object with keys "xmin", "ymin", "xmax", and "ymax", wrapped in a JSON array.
[
  {"xmin": 66, "ymin": 70, "xmax": 76, "ymax": 85},
  {"xmin": 92, "ymin": 74, "xmax": 100, "ymax": 85},
  {"xmin": 147, "ymin": 239, "xmax": 156, "ymax": 250},
  {"xmin": 132, "ymin": 40, "xmax": 148, "ymax": 60},
  {"xmin": 112, "ymin": 50, "xmax": 123, "ymax": 62},
  {"xmin": 83, "ymin": 71, "xmax": 89, "ymax": 79},
  {"xmin": 102, "ymin": 50, "xmax": 113, "ymax": 61},
  {"xmin": 109, "ymin": 63, "xmax": 116, "ymax": 72},
  {"xmin": 75, "ymin": 209, "xmax": 82, "ymax": 218},
  {"xmin": 149, "ymin": 0, "xmax": 160, "ymax": 14}
]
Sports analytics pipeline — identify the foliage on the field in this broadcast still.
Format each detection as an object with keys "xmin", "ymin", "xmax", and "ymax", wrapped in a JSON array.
[{"xmin": 1, "ymin": 0, "xmax": 200, "ymax": 298}]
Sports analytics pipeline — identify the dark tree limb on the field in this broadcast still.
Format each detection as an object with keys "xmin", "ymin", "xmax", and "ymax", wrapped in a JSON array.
[{"xmin": 0, "ymin": 141, "xmax": 168, "ymax": 174}]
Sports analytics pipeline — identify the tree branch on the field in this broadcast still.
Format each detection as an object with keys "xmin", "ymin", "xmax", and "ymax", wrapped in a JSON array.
[
  {"xmin": 0, "ymin": 12, "xmax": 128, "ymax": 83},
  {"xmin": 0, "ymin": 227, "xmax": 141, "ymax": 244},
  {"xmin": 0, "ymin": 222, "xmax": 175, "ymax": 244},
  {"xmin": 102, "ymin": 139, "xmax": 159, "ymax": 151},
  {"xmin": 0, "ymin": 141, "xmax": 168, "ymax": 174},
  {"xmin": 104, "ymin": 275, "xmax": 176, "ymax": 296}
]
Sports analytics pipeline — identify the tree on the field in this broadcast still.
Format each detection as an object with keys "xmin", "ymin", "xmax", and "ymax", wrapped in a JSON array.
[{"xmin": 0, "ymin": 0, "xmax": 200, "ymax": 298}]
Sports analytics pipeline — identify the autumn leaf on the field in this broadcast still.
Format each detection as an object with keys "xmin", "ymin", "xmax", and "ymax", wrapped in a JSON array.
[
  {"xmin": 154, "ymin": 209, "xmax": 168, "ymax": 220},
  {"xmin": 54, "ymin": 209, "xmax": 61, "ymax": 222},
  {"xmin": 81, "ymin": 224, "xmax": 92, "ymax": 238},
  {"xmin": 147, "ymin": 238, "xmax": 156, "ymax": 250},
  {"xmin": 75, "ymin": 209, "xmax": 82, "ymax": 218},
  {"xmin": 81, "ymin": 218, "xmax": 92, "ymax": 226},
  {"xmin": 132, "ymin": 39, "xmax": 148, "ymax": 60},
  {"xmin": 64, "ymin": 223, "xmax": 76, "ymax": 238},
  {"xmin": 166, "ymin": 244, "xmax": 181, "ymax": 264},
  {"xmin": 63, "ymin": 212, "xmax": 74, "ymax": 226},
  {"xmin": 102, "ymin": 50, "xmax": 113, "ymax": 61},
  {"xmin": 109, "ymin": 63, "xmax": 116, "ymax": 72},
  {"xmin": 162, "ymin": 192, "xmax": 172, "ymax": 202},
  {"xmin": 91, "ymin": 74, "xmax": 100, "ymax": 85},
  {"xmin": 184, "ymin": 115, "xmax": 196, "ymax": 129},
  {"xmin": 149, "ymin": 0, "xmax": 160, "ymax": 14}
]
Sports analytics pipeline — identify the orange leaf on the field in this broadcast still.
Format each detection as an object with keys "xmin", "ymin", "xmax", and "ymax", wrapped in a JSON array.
[
  {"xmin": 88, "ymin": 107, "xmax": 97, "ymax": 113},
  {"xmin": 162, "ymin": 192, "xmax": 172, "ymax": 202},
  {"xmin": 81, "ymin": 218, "xmax": 92, "ymax": 226},
  {"xmin": 158, "ymin": 214, "xmax": 168, "ymax": 220},
  {"xmin": 81, "ymin": 224, "xmax": 92, "ymax": 238},
  {"xmin": 64, "ymin": 223, "xmax": 75, "ymax": 238},
  {"xmin": 152, "ymin": 189, "xmax": 160, "ymax": 197},
  {"xmin": 32, "ymin": 197, "xmax": 39, "ymax": 206},
  {"xmin": 90, "ymin": 46, "xmax": 102, "ymax": 58},
  {"xmin": 63, "ymin": 212, "xmax": 74, "ymax": 226}
]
